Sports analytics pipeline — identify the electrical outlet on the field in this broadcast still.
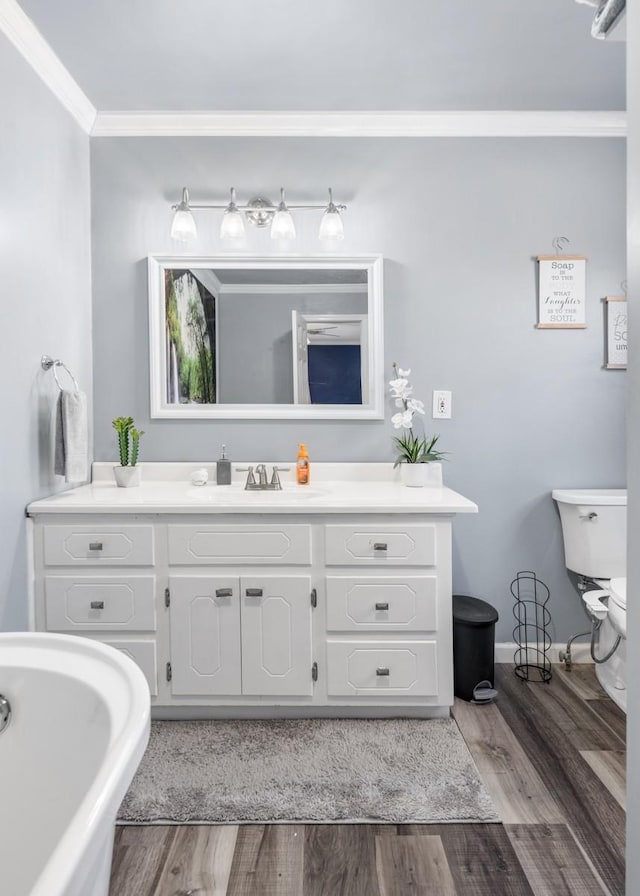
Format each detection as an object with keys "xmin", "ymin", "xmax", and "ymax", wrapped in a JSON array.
[{"xmin": 432, "ymin": 390, "xmax": 452, "ymax": 419}]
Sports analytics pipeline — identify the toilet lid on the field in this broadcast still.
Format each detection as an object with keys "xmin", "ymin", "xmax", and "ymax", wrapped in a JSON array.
[{"xmin": 609, "ymin": 577, "xmax": 626, "ymax": 609}]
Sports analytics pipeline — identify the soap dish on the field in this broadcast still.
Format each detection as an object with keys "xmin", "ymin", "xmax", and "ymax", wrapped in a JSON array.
[{"xmin": 190, "ymin": 468, "xmax": 209, "ymax": 486}]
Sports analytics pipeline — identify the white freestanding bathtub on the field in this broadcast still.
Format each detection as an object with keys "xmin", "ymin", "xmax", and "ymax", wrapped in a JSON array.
[{"xmin": 0, "ymin": 632, "xmax": 150, "ymax": 896}]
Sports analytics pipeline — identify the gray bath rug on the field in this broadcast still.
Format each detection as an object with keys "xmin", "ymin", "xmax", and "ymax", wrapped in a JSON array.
[{"xmin": 118, "ymin": 718, "xmax": 497, "ymax": 824}]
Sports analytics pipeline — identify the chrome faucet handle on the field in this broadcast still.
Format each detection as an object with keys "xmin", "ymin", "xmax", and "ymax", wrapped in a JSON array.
[
  {"xmin": 270, "ymin": 466, "xmax": 291, "ymax": 490},
  {"xmin": 255, "ymin": 463, "xmax": 268, "ymax": 487},
  {"xmin": 236, "ymin": 466, "xmax": 256, "ymax": 489}
]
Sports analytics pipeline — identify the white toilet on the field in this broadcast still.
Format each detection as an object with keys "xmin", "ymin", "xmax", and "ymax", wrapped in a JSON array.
[{"xmin": 552, "ymin": 488, "xmax": 627, "ymax": 712}]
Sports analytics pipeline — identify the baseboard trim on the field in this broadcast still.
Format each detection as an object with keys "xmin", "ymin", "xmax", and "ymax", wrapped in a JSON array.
[{"xmin": 496, "ymin": 641, "xmax": 593, "ymax": 664}]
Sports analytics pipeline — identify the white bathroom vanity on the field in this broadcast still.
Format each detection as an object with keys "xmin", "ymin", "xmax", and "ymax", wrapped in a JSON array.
[{"xmin": 27, "ymin": 464, "xmax": 477, "ymax": 719}]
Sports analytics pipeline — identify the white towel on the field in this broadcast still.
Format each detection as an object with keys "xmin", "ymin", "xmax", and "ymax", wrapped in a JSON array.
[{"xmin": 54, "ymin": 390, "xmax": 88, "ymax": 483}]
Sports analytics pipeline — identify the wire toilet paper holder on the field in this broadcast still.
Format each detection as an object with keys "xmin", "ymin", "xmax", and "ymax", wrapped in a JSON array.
[{"xmin": 512, "ymin": 570, "xmax": 552, "ymax": 683}]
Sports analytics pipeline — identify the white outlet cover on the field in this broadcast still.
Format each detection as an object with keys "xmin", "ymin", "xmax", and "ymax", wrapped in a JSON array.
[{"xmin": 432, "ymin": 390, "xmax": 452, "ymax": 419}]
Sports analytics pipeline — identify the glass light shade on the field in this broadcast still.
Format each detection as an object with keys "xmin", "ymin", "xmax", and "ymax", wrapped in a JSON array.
[
  {"xmin": 220, "ymin": 207, "xmax": 245, "ymax": 240},
  {"xmin": 271, "ymin": 208, "xmax": 296, "ymax": 240},
  {"xmin": 319, "ymin": 207, "xmax": 344, "ymax": 241},
  {"xmin": 170, "ymin": 207, "xmax": 197, "ymax": 241}
]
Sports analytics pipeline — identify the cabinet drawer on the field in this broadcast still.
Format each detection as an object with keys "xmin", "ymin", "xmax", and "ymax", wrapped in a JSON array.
[
  {"xmin": 96, "ymin": 638, "xmax": 158, "ymax": 697},
  {"xmin": 168, "ymin": 524, "xmax": 311, "ymax": 565},
  {"xmin": 327, "ymin": 640, "xmax": 438, "ymax": 697},
  {"xmin": 43, "ymin": 525, "xmax": 154, "ymax": 566},
  {"xmin": 44, "ymin": 576, "xmax": 156, "ymax": 631},
  {"xmin": 325, "ymin": 524, "xmax": 436, "ymax": 566},
  {"xmin": 326, "ymin": 576, "xmax": 438, "ymax": 632}
]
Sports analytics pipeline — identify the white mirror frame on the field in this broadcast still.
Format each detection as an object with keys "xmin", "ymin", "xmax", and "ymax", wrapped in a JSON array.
[{"xmin": 148, "ymin": 255, "xmax": 384, "ymax": 419}]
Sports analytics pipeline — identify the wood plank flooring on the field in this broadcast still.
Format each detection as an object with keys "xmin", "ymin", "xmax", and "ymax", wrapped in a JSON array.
[{"xmin": 109, "ymin": 664, "xmax": 626, "ymax": 896}]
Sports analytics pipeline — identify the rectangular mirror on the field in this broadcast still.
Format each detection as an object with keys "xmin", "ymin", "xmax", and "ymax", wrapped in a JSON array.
[{"xmin": 148, "ymin": 256, "xmax": 383, "ymax": 419}]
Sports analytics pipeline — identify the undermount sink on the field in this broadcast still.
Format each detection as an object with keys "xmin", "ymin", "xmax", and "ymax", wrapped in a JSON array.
[{"xmin": 186, "ymin": 485, "xmax": 328, "ymax": 501}]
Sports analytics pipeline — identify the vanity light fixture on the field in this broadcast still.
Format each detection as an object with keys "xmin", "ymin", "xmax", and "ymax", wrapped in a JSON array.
[
  {"xmin": 219, "ymin": 187, "xmax": 246, "ymax": 240},
  {"xmin": 169, "ymin": 187, "xmax": 346, "ymax": 242},
  {"xmin": 270, "ymin": 188, "xmax": 296, "ymax": 240},
  {"xmin": 169, "ymin": 188, "xmax": 198, "ymax": 242},
  {"xmin": 318, "ymin": 188, "xmax": 344, "ymax": 241}
]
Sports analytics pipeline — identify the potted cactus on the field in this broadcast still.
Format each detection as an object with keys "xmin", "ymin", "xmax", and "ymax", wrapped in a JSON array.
[{"xmin": 112, "ymin": 416, "xmax": 145, "ymax": 487}]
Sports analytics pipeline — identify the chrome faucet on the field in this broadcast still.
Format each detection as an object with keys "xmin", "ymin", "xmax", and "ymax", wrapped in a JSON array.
[{"xmin": 237, "ymin": 465, "xmax": 291, "ymax": 490}]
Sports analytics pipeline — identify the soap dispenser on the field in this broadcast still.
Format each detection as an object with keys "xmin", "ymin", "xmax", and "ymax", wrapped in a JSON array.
[
  {"xmin": 216, "ymin": 445, "xmax": 232, "ymax": 485},
  {"xmin": 296, "ymin": 443, "xmax": 310, "ymax": 485}
]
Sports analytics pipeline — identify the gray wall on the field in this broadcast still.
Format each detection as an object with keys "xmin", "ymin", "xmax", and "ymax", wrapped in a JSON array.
[
  {"xmin": 626, "ymin": 4, "xmax": 638, "ymax": 889},
  {"xmin": 0, "ymin": 34, "xmax": 92, "ymax": 629},
  {"xmin": 90, "ymin": 136, "xmax": 626, "ymax": 642},
  {"xmin": 219, "ymin": 290, "xmax": 367, "ymax": 404}
]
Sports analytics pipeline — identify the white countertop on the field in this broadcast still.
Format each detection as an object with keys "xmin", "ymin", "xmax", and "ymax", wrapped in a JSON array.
[{"xmin": 26, "ymin": 463, "xmax": 478, "ymax": 516}]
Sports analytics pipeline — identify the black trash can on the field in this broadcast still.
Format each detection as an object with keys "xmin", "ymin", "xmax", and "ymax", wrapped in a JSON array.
[{"xmin": 452, "ymin": 594, "xmax": 499, "ymax": 702}]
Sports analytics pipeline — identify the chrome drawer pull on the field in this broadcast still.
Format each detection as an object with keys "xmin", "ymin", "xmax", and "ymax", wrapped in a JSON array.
[
  {"xmin": 245, "ymin": 588, "xmax": 263, "ymax": 598},
  {"xmin": 88, "ymin": 542, "xmax": 103, "ymax": 551},
  {"xmin": 376, "ymin": 667, "xmax": 390, "ymax": 677},
  {"xmin": 90, "ymin": 600, "xmax": 105, "ymax": 610},
  {"xmin": 373, "ymin": 542, "xmax": 388, "ymax": 552},
  {"xmin": 375, "ymin": 602, "xmax": 389, "ymax": 611},
  {"xmin": 215, "ymin": 588, "xmax": 233, "ymax": 598}
]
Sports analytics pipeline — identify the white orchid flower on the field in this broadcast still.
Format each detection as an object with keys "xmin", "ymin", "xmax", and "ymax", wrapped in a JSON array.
[
  {"xmin": 391, "ymin": 410, "xmax": 414, "ymax": 429},
  {"xmin": 397, "ymin": 368, "xmax": 411, "ymax": 377},
  {"xmin": 407, "ymin": 398, "xmax": 425, "ymax": 415},
  {"xmin": 389, "ymin": 378, "xmax": 413, "ymax": 399}
]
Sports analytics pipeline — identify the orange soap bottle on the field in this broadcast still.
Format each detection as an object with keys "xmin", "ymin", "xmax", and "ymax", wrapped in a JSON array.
[{"xmin": 296, "ymin": 443, "xmax": 310, "ymax": 485}]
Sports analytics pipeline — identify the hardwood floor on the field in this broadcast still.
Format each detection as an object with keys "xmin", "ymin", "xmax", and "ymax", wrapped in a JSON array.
[{"xmin": 109, "ymin": 664, "xmax": 626, "ymax": 896}]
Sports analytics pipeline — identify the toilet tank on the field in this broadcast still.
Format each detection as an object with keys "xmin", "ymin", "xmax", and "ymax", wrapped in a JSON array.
[{"xmin": 552, "ymin": 489, "xmax": 627, "ymax": 579}]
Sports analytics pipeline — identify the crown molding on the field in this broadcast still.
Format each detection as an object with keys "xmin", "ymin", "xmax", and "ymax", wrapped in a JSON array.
[
  {"xmin": 0, "ymin": 2, "xmax": 624, "ymax": 143},
  {"xmin": 91, "ymin": 110, "xmax": 627, "ymax": 138},
  {"xmin": 0, "ymin": 0, "xmax": 96, "ymax": 133}
]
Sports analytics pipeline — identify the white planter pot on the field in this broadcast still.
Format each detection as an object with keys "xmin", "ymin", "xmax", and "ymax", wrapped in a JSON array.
[
  {"xmin": 113, "ymin": 465, "xmax": 142, "ymax": 488},
  {"xmin": 399, "ymin": 462, "xmax": 443, "ymax": 488}
]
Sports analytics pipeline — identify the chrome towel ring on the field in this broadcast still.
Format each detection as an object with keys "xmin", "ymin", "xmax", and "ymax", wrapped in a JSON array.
[{"xmin": 41, "ymin": 355, "xmax": 80, "ymax": 392}]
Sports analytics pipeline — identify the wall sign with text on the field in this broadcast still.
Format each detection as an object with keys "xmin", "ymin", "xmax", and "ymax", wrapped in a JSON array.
[
  {"xmin": 536, "ymin": 255, "xmax": 587, "ymax": 329},
  {"xmin": 605, "ymin": 295, "xmax": 627, "ymax": 369}
]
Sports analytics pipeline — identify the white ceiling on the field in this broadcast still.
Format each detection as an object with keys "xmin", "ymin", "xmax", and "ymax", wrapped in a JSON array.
[{"xmin": 16, "ymin": 0, "xmax": 625, "ymax": 112}]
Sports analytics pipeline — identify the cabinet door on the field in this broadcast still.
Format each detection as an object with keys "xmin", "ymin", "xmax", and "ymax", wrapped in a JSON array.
[
  {"xmin": 241, "ymin": 576, "xmax": 313, "ymax": 696},
  {"xmin": 169, "ymin": 576, "xmax": 241, "ymax": 695}
]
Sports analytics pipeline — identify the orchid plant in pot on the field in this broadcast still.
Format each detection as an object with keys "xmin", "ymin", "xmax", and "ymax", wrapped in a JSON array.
[{"xmin": 389, "ymin": 363, "xmax": 446, "ymax": 487}]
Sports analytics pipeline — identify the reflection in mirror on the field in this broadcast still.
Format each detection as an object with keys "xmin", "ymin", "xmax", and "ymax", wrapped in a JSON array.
[
  {"xmin": 149, "ymin": 257, "xmax": 383, "ymax": 419},
  {"xmin": 292, "ymin": 313, "xmax": 368, "ymax": 405}
]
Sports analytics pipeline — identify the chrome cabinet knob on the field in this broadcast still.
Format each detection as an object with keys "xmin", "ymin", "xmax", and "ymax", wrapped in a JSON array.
[{"xmin": 90, "ymin": 600, "xmax": 105, "ymax": 610}]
